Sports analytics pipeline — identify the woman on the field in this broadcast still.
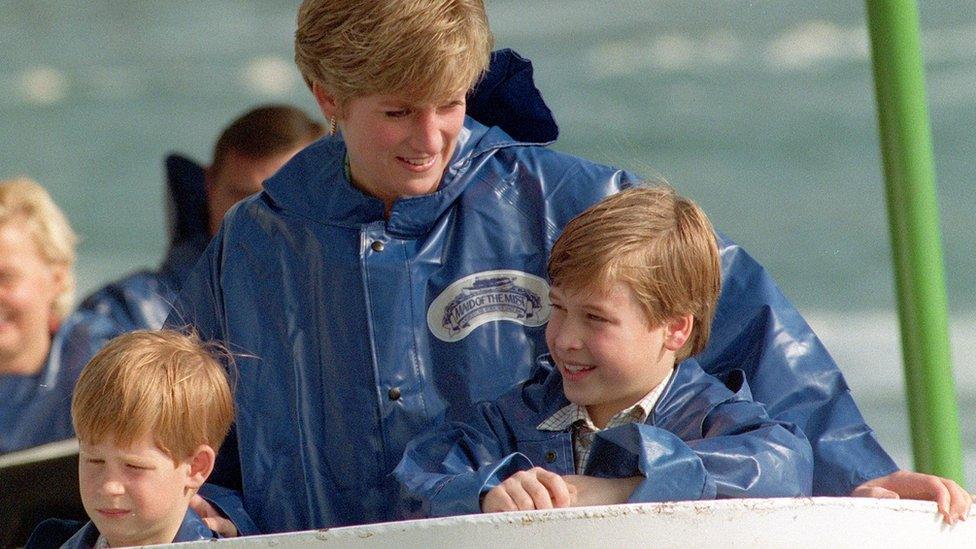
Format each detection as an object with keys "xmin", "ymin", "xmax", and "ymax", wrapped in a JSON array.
[
  {"xmin": 174, "ymin": 0, "xmax": 970, "ymax": 533},
  {"xmin": 0, "ymin": 178, "xmax": 117, "ymax": 453}
]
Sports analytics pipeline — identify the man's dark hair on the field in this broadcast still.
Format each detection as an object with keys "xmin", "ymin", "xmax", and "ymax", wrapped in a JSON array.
[{"xmin": 211, "ymin": 105, "xmax": 324, "ymax": 175}]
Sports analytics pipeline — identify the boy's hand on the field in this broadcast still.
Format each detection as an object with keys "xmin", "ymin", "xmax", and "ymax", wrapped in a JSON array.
[
  {"xmin": 562, "ymin": 475, "xmax": 641, "ymax": 506},
  {"xmin": 852, "ymin": 470, "xmax": 972, "ymax": 525},
  {"xmin": 481, "ymin": 467, "xmax": 577, "ymax": 512},
  {"xmin": 190, "ymin": 495, "xmax": 239, "ymax": 537}
]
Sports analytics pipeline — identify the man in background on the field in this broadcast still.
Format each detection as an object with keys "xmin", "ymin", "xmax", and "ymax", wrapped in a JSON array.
[{"xmin": 80, "ymin": 105, "xmax": 323, "ymax": 331}]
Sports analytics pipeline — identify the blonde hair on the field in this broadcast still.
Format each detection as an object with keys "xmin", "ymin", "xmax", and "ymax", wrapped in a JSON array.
[
  {"xmin": 0, "ymin": 177, "xmax": 77, "ymax": 319},
  {"xmin": 295, "ymin": 0, "xmax": 493, "ymax": 105},
  {"xmin": 548, "ymin": 186, "xmax": 721, "ymax": 361},
  {"xmin": 72, "ymin": 330, "xmax": 235, "ymax": 465}
]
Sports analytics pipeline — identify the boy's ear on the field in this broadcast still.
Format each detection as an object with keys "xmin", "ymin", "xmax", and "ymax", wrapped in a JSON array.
[
  {"xmin": 311, "ymin": 82, "xmax": 340, "ymax": 120},
  {"xmin": 185, "ymin": 445, "xmax": 216, "ymax": 491},
  {"xmin": 663, "ymin": 314, "xmax": 694, "ymax": 352}
]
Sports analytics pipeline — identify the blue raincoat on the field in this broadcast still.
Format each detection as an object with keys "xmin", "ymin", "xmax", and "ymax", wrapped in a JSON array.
[
  {"xmin": 79, "ymin": 49, "xmax": 558, "ymax": 336},
  {"xmin": 169, "ymin": 113, "xmax": 896, "ymax": 532},
  {"xmin": 0, "ymin": 311, "xmax": 119, "ymax": 453},
  {"xmin": 78, "ymin": 154, "xmax": 210, "ymax": 332},
  {"xmin": 394, "ymin": 356, "xmax": 812, "ymax": 517},
  {"xmin": 53, "ymin": 507, "xmax": 216, "ymax": 548}
]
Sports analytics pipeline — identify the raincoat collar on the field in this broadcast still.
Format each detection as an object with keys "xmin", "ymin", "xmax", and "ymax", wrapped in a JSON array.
[
  {"xmin": 262, "ymin": 117, "xmax": 547, "ymax": 238},
  {"xmin": 59, "ymin": 507, "xmax": 214, "ymax": 548}
]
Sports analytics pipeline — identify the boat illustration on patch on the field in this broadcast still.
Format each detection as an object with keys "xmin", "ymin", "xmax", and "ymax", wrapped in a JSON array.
[{"xmin": 427, "ymin": 270, "xmax": 551, "ymax": 342}]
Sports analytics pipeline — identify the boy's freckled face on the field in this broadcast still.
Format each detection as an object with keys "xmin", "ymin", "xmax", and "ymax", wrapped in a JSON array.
[
  {"xmin": 546, "ymin": 282, "xmax": 675, "ymax": 427},
  {"xmin": 79, "ymin": 433, "xmax": 194, "ymax": 547}
]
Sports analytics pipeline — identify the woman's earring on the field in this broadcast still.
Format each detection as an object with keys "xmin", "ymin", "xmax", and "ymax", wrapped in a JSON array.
[{"xmin": 329, "ymin": 118, "xmax": 337, "ymax": 136}]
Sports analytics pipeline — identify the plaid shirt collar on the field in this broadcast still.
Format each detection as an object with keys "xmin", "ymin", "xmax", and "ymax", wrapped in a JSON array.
[{"xmin": 537, "ymin": 369, "xmax": 673, "ymax": 432}]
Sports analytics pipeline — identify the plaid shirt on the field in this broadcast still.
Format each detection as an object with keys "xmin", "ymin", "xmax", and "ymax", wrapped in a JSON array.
[{"xmin": 537, "ymin": 371, "xmax": 673, "ymax": 473}]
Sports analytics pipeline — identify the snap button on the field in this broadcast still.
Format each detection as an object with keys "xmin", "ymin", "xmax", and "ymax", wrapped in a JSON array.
[
  {"xmin": 388, "ymin": 387, "xmax": 401, "ymax": 401},
  {"xmin": 371, "ymin": 240, "xmax": 385, "ymax": 252},
  {"xmin": 545, "ymin": 451, "xmax": 557, "ymax": 463}
]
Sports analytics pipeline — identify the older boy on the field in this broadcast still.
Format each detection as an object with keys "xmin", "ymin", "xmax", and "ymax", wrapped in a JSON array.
[
  {"xmin": 32, "ymin": 330, "xmax": 235, "ymax": 548},
  {"xmin": 395, "ymin": 187, "xmax": 812, "ymax": 516}
]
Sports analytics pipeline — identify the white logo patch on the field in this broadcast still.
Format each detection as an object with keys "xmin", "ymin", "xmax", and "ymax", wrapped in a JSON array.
[{"xmin": 427, "ymin": 270, "xmax": 551, "ymax": 342}]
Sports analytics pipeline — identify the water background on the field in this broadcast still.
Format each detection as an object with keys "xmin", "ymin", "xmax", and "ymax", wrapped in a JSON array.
[{"xmin": 2, "ymin": 1, "xmax": 974, "ymax": 488}]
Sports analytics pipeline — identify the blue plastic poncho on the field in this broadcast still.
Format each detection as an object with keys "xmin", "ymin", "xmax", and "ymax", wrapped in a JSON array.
[
  {"xmin": 394, "ymin": 357, "xmax": 813, "ymax": 517},
  {"xmin": 54, "ymin": 507, "xmax": 216, "ymax": 548},
  {"xmin": 0, "ymin": 311, "xmax": 119, "ymax": 453},
  {"xmin": 168, "ymin": 105, "xmax": 895, "ymax": 531}
]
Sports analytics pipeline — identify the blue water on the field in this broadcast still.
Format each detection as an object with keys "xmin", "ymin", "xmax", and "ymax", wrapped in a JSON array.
[{"xmin": 1, "ymin": 1, "xmax": 974, "ymax": 487}]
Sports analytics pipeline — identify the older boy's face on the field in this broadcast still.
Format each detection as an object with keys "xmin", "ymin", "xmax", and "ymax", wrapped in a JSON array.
[
  {"xmin": 546, "ymin": 282, "xmax": 679, "ymax": 428},
  {"xmin": 79, "ymin": 433, "xmax": 194, "ymax": 547}
]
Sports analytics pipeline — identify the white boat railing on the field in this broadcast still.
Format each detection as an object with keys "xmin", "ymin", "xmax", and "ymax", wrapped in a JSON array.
[{"xmin": 169, "ymin": 497, "xmax": 975, "ymax": 549}]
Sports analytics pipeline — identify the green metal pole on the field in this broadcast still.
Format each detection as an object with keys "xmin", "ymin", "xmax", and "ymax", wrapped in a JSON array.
[{"xmin": 864, "ymin": 0, "xmax": 963, "ymax": 482}]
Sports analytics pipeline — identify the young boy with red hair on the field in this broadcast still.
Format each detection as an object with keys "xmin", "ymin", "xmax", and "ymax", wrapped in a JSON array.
[{"xmin": 31, "ymin": 330, "xmax": 235, "ymax": 547}]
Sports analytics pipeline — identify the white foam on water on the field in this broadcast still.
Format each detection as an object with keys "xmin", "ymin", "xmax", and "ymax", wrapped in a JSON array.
[
  {"xmin": 764, "ymin": 20, "xmax": 976, "ymax": 72},
  {"xmin": 487, "ymin": 0, "xmax": 665, "ymax": 41},
  {"xmin": 764, "ymin": 21, "xmax": 869, "ymax": 71},
  {"xmin": 587, "ymin": 40, "xmax": 647, "ymax": 78},
  {"xmin": 806, "ymin": 309, "xmax": 976, "ymax": 487},
  {"xmin": 647, "ymin": 35, "xmax": 696, "ymax": 70},
  {"xmin": 582, "ymin": 18, "xmax": 976, "ymax": 78},
  {"xmin": 17, "ymin": 66, "xmax": 68, "ymax": 105},
  {"xmin": 240, "ymin": 56, "xmax": 299, "ymax": 96},
  {"xmin": 587, "ymin": 32, "xmax": 742, "ymax": 77},
  {"xmin": 806, "ymin": 309, "xmax": 976, "ymax": 395}
]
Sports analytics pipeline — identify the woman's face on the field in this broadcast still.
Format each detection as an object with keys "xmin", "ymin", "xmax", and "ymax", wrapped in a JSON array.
[
  {"xmin": 0, "ymin": 219, "xmax": 65, "ymax": 374},
  {"xmin": 321, "ymin": 90, "xmax": 467, "ymax": 211}
]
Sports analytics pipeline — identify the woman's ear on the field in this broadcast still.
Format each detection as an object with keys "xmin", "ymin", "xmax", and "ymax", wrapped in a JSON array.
[
  {"xmin": 311, "ymin": 82, "xmax": 339, "ymax": 121},
  {"xmin": 663, "ymin": 314, "xmax": 694, "ymax": 352},
  {"xmin": 185, "ymin": 445, "xmax": 216, "ymax": 491}
]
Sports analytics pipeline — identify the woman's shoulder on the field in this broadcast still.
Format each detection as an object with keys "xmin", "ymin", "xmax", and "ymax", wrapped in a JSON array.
[
  {"xmin": 653, "ymin": 359, "xmax": 749, "ymax": 425},
  {"xmin": 487, "ymin": 355, "xmax": 567, "ymax": 421}
]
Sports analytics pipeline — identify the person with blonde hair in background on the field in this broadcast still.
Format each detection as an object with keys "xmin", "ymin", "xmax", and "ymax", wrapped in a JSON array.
[{"xmin": 0, "ymin": 177, "xmax": 118, "ymax": 453}]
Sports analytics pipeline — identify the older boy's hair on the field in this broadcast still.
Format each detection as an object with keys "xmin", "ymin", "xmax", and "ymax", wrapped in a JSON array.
[
  {"xmin": 295, "ymin": 0, "xmax": 493, "ymax": 105},
  {"xmin": 72, "ymin": 330, "xmax": 235, "ymax": 464},
  {"xmin": 548, "ymin": 186, "xmax": 721, "ymax": 361},
  {"xmin": 0, "ymin": 177, "xmax": 77, "ymax": 319},
  {"xmin": 211, "ymin": 104, "xmax": 324, "ymax": 177}
]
